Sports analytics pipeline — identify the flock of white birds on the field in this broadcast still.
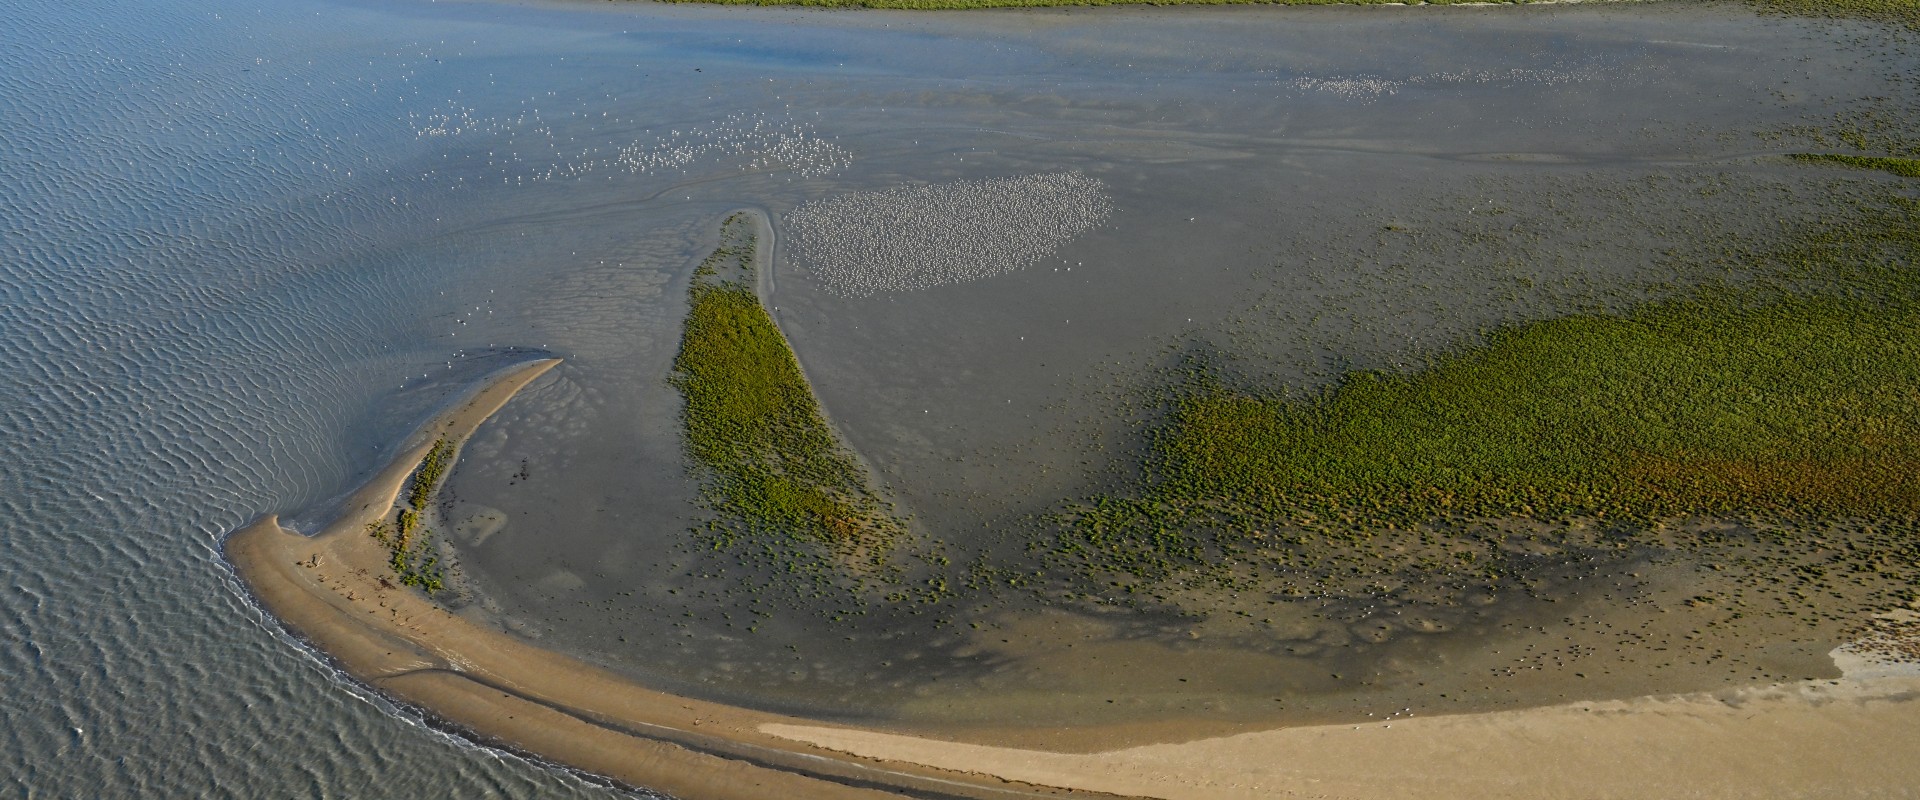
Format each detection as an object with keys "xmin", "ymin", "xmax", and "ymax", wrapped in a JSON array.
[{"xmin": 786, "ymin": 172, "xmax": 1114, "ymax": 297}]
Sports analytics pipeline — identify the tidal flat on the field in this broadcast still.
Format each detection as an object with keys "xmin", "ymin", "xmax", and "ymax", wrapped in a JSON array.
[{"xmin": 411, "ymin": 1, "xmax": 1920, "ymax": 733}]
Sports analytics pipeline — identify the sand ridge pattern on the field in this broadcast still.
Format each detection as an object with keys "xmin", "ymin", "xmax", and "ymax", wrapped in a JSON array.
[{"xmin": 786, "ymin": 172, "xmax": 1112, "ymax": 296}]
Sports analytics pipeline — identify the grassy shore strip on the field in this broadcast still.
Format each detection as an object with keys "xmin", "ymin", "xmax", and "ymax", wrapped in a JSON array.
[
  {"xmin": 1748, "ymin": 0, "xmax": 1920, "ymax": 30},
  {"xmin": 671, "ymin": 213, "xmax": 903, "ymax": 559},
  {"xmin": 653, "ymin": 0, "xmax": 1920, "ymax": 28},
  {"xmin": 366, "ymin": 439, "xmax": 453, "ymax": 592},
  {"xmin": 1055, "ymin": 187, "xmax": 1920, "ymax": 590},
  {"xmin": 1789, "ymin": 154, "xmax": 1920, "ymax": 179},
  {"xmin": 659, "ymin": 0, "xmax": 1527, "ymax": 9}
]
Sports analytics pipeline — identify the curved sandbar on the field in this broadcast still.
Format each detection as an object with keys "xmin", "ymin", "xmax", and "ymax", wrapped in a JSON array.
[
  {"xmin": 227, "ymin": 357, "xmax": 1920, "ymax": 799},
  {"xmin": 223, "ymin": 359, "xmax": 1089, "ymax": 799}
]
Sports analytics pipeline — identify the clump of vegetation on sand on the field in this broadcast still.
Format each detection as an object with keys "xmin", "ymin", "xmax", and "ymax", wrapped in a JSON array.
[
  {"xmin": 1789, "ymin": 153, "xmax": 1920, "ymax": 179},
  {"xmin": 671, "ymin": 214, "xmax": 904, "ymax": 566},
  {"xmin": 368, "ymin": 439, "xmax": 452, "ymax": 592},
  {"xmin": 1050, "ymin": 181, "xmax": 1920, "ymax": 615}
]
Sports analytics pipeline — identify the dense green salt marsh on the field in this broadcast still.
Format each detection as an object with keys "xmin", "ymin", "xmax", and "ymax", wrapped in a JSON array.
[
  {"xmin": 671, "ymin": 214, "xmax": 905, "ymax": 564},
  {"xmin": 1042, "ymin": 176, "xmax": 1920, "ymax": 650},
  {"xmin": 1116, "ymin": 193, "xmax": 1920, "ymax": 530}
]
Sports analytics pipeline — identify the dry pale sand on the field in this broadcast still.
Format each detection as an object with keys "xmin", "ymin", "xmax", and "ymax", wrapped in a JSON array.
[
  {"xmin": 228, "ymin": 357, "xmax": 1920, "ymax": 800},
  {"xmin": 763, "ymin": 666, "xmax": 1920, "ymax": 799}
]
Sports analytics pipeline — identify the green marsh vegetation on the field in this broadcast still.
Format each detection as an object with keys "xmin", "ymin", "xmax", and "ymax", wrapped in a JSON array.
[
  {"xmin": 645, "ymin": 215, "xmax": 994, "ymax": 657},
  {"xmin": 1747, "ymin": 0, "xmax": 1920, "ymax": 31},
  {"xmin": 671, "ymin": 214, "xmax": 908, "ymax": 573},
  {"xmin": 368, "ymin": 438, "xmax": 453, "ymax": 592},
  {"xmin": 1047, "ymin": 176, "xmax": 1920, "ymax": 633},
  {"xmin": 1789, "ymin": 153, "xmax": 1920, "ymax": 178}
]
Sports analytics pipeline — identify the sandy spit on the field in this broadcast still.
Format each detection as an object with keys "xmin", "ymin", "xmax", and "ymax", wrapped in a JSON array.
[
  {"xmin": 224, "ymin": 358, "xmax": 1099, "ymax": 800},
  {"xmin": 227, "ymin": 357, "xmax": 1920, "ymax": 799}
]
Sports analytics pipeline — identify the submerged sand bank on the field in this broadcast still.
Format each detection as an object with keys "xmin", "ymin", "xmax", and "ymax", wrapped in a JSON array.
[{"xmin": 228, "ymin": 358, "xmax": 1920, "ymax": 799}]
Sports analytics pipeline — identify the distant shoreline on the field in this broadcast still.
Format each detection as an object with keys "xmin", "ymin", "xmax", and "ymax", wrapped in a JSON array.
[
  {"xmin": 590, "ymin": 0, "xmax": 1920, "ymax": 38},
  {"xmin": 645, "ymin": 0, "xmax": 1604, "ymax": 12}
]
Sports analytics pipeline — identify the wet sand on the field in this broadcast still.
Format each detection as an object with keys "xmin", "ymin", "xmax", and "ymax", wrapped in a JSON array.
[
  {"xmin": 224, "ymin": 359, "xmax": 1090, "ymax": 799},
  {"xmin": 228, "ymin": 357, "xmax": 1920, "ymax": 799}
]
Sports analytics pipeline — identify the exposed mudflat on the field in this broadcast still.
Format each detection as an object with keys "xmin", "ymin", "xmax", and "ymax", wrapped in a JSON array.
[{"xmin": 423, "ymin": 0, "xmax": 1920, "ymax": 730}]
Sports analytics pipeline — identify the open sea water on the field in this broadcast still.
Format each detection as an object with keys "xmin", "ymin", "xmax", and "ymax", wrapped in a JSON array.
[{"xmin": 0, "ymin": 0, "xmax": 649, "ymax": 795}]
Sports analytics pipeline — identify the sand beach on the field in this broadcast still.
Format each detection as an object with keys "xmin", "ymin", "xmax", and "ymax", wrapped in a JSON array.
[{"xmin": 227, "ymin": 358, "xmax": 1920, "ymax": 799}]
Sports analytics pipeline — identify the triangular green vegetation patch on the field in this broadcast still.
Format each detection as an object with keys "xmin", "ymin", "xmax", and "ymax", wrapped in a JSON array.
[{"xmin": 670, "ymin": 213, "xmax": 904, "ymax": 567}]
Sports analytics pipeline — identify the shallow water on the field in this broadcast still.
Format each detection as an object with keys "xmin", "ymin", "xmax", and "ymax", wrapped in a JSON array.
[{"xmin": 3, "ymin": 0, "xmax": 1913, "ymax": 794}]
